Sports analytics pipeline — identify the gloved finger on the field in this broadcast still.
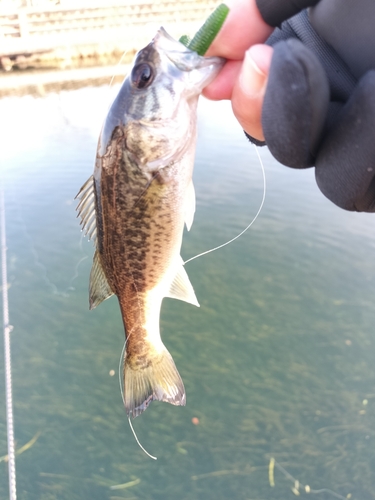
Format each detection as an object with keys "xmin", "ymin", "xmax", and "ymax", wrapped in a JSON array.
[
  {"xmin": 262, "ymin": 38, "xmax": 330, "ymax": 168},
  {"xmin": 256, "ymin": 0, "xmax": 320, "ymax": 28},
  {"xmin": 231, "ymin": 44, "xmax": 273, "ymax": 141},
  {"xmin": 265, "ymin": 10, "xmax": 357, "ymax": 103},
  {"xmin": 315, "ymin": 70, "xmax": 375, "ymax": 212}
]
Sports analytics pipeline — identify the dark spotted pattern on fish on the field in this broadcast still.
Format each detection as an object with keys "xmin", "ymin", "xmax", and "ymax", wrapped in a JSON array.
[
  {"xmin": 81, "ymin": 27, "xmax": 224, "ymax": 417},
  {"xmin": 96, "ymin": 126, "xmax": 187, "ymax": 361}
]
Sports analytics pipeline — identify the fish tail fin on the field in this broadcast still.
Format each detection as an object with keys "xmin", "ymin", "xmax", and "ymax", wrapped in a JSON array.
[{"xmin": 124, "ymin": 344, "xmax": 186, "ymax": 418}]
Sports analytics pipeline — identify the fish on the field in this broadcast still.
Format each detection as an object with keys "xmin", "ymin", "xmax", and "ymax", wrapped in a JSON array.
[{"xmin": 76, "ymin": 27, "xmax": 224, "ymax": 418}]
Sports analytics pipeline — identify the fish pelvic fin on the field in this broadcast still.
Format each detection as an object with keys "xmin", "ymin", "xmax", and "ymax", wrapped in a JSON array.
[{"xmin": 124, "ymin": 345, "xmax": 186, "ymax": 418}]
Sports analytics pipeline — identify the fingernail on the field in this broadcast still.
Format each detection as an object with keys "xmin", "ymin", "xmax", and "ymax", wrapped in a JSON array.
[{"xmin": 239, "ymin": 46, "xmax": 268, "ymax": 96}]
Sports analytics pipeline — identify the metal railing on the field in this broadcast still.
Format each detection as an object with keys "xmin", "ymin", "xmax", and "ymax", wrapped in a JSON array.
[
  {"xmin": 0, "ymin": 1, "xmax": 218, "ymax": 39},
  {"xmin": 0, "ymin": 0, "xmax": 219, "ymax": 68}
]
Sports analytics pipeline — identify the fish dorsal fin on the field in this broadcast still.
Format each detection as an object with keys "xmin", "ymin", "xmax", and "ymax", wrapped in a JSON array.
[
  {"xmin": 166, "ymin": 258, "xmax": 199, "ymax": 307},
  {"xmin": 185, "ymin": 180, "xmax": 196, "ymax": 231},
  {"xmin": 89, "ymin": 250, "xmax": 114, "ymax": 310},
  {"xmin": 75, "ymin": 175, "xmax": 97, "ymax": 244}
]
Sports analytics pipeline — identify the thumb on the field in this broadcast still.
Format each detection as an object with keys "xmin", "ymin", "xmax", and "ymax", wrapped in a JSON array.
[{"xmin": 231, "ymin": 44, "xmax": 273, "ymax": 141}]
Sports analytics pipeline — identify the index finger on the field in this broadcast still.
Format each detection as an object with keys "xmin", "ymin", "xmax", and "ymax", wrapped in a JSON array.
[{"xmin": 205, "ymin": 0, "xmax": 273, "ymax": 59}]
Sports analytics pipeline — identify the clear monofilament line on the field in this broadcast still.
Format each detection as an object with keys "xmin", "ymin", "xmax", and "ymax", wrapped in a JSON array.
[
  {"xmin": 127, "ymin": 417, "xmax": 157, "ymax": 460},
  {"xmin": 1, "ymin": 190, "xmax": 17, "ymax": 500},
  {"xmin": 108, "ymin": 49, "xmax": 129, "ymax": 92},
  {"xmin": 184, "ymin": 144, "xmax": 266, "ymax": 266},
  {"xmin": 118, "ymin": 339, "xmax": 157, "ymax": 460}
]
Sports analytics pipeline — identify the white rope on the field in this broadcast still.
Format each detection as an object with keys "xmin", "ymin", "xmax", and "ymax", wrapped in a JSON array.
[{"xmin": 1, "ymin": 190, "xmax": 17, "ymax": 500}]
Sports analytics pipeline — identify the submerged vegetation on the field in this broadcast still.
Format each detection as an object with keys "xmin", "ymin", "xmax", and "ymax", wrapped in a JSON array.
[{"xmin": 0, "ymin": 30, "xmax": 374, "ymax": 499}]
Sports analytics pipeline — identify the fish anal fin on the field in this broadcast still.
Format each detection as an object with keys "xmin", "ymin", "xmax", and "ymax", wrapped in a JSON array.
[
  {"xmin": 185, "ymin": 180, "xmax": 196, "ymax": 231},
  {"xmin": 166, "ymin": 261, "xmax": 199, "ymax": 307},
  {"xmin": 89, "ymin": 250, "xmax": 114, "ymax": 310},
  {"xmin": 124, "ymin": 346, "xmax": 186, "ymax": 418}
]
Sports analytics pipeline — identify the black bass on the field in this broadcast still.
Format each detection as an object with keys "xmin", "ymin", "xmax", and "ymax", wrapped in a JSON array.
[{"xmin": 76, "ymin": 28, "xmax": 224, "ymax": 418}]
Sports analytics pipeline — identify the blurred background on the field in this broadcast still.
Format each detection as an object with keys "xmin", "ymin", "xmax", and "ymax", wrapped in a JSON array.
[
  {"xmin": 0, "ymin": 0, "xmax": 218, "ymax": 95},
  {"xmin": 1, "ymin": 2, "xmax": 375, "ymax": 500}
]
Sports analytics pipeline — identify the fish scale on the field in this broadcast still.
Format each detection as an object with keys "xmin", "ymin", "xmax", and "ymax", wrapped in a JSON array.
[{"xmin": 76, "ymin": 27, "xmax": 224, "ymax": 418}]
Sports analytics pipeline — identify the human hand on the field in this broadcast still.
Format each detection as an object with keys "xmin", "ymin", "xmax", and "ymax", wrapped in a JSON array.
[
  {"xmin": 203, "ymin": 0, "xmax": 273, "ymax": 142},
  {"xmin": 204, "ymin": 0, "xmax": 375, "ymax": 212}
]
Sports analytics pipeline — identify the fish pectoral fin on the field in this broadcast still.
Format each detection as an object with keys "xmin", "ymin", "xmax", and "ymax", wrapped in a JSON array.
[
  {"xmin": 124, "ymin": 346, "xmax": 186, "ymax": 418},
  {"xmin": 89, "ymin": 250, "xmax": 114, "ymax": 310},
  {"xmin": 184, "ymin": 180, "xmax": 196, "ymax": 231},
  {"xmin": 166, "ymin": 260, "xmax": 200, "ymax": 307},
  {"xmin": 75, "ymin": 175, "xmax": 97, "ymax": 244}
]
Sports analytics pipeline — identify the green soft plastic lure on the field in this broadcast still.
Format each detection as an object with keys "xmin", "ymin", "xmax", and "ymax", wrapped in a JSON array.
[{"xmin": 179, "ymin": 3, "xmax": 229, "ymax": 56}]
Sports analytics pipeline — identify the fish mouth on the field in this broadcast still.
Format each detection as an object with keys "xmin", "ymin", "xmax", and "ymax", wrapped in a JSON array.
[{"xmin": 153, "ymin": 26, "xmax": 225, "ymax": 74}]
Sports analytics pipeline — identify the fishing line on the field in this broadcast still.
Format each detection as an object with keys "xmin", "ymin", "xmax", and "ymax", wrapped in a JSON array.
[
  {"xmin": 183, "ymin": 144, "xmax": 266, "ymax": 265},
  {"xmin": 66, "ymin": 254, "xmax": 89, "ymax": 292},
  {"xmin": 109, "ymin": 50, "xmax": 128, "ymax": 86},
  {"xmin": 107, "ymin": 49, "xmax": 129, "ymax": 102},
  {"xmin": 127, "ymin": 417, "xmax": 157, "ymax": 461},
  {"xmin": 65, "ymin": 231, "xmax": 90, "ymax": 292},
  {"xmin": 11, "ymin": 189, "xmax": 89, "ymax": 297},
  {"xmin": 118, "ymin": 339, "xmax": 127, "ymax": 401},
  {"xmin": 118, "ymin": 338, "xmax": 157, "ymax": 460},
  {"xmin": 1, "ymin": 190, "xmax": 17, "ymax": 500},
  {"xmin": 115, "ymin": 144, "xmax": 266, "ymax": 459},
  {"xmin": 107, "ymin": 53, "xmax": 265, "ymax": 460},
  {"xmin": 16, "ymin": 200, "xmax": 60, "ymax": 295}
]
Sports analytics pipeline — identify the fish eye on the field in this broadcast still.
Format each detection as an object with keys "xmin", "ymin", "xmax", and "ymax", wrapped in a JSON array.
[{"xmin": 131, "ymin": 63, "xmax": 154, "ymax": 89}]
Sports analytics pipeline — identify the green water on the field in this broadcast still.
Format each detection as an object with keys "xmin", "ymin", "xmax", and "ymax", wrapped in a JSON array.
[{"xmin": 1, "ymin": 86, "xmax": 374, "ymax": 500}]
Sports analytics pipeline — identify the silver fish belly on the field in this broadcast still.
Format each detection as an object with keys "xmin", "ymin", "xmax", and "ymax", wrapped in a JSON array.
[{"xmin": 76, "ymin": 27, "xmax": 224, "ymax": 418}]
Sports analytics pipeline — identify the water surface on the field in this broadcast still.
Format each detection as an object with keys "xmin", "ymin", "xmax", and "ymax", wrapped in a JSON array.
[{"xmin": 1, "ymin": 83, "xmax": 374, "ymax": 500}]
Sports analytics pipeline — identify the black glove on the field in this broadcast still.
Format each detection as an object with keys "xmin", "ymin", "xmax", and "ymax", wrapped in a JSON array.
[{"xmin": 249, "ymin": 0, "xmax": 375, "ymax": 212}]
